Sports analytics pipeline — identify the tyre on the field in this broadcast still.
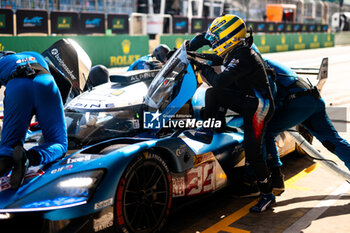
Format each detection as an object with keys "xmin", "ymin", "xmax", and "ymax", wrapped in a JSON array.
[
  {"xmin": 295, "ymin": 125, "xmax": 313, "ymax": 156},
  {"xmin": 114, "ymin": 153, "xmax": 172, "ymax": 233}
]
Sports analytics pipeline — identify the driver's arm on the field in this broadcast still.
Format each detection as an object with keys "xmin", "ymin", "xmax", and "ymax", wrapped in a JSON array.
[
  {"xmin": 200, "ymin": 61, "xmax": 247, "ymax": 89},
  {"xmin": 187, "ymin": 32, "xmax": 211, "ymax": 51}
]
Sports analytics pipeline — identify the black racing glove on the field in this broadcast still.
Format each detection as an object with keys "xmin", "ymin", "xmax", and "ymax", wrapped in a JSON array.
[
  {"xmin": 145, "ymin": 61, "xmax": 163, "ymax": 70},
  {"xmin": 189, "ymin": 58, "xmax": 207, "ymax": 71}
]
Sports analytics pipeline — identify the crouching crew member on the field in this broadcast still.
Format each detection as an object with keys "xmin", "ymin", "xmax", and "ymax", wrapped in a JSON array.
[{"xmin": 0, "ymin": 51, "xmax": 67, "ymax": 189}]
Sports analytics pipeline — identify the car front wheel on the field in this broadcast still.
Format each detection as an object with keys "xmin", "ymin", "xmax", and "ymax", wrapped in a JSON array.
[{"xmin": 114, "ymin": 153, "xmax": 172, "ymax": 233}]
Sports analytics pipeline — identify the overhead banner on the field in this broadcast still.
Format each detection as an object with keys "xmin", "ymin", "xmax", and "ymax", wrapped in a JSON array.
[
  {"xmin": 16, "ymin": 9, "xmax": 48, "ymax": 34},
  {"xmin": 276, "ymin": 23, "xmax": 286, "ymax": 33},
  {"xmin": 51, "ymin": 11, "xmax": 79, "ymax": 34},
  {"xmin": 254, "ymin": 33, "xmax": 335, "ymax": 53},
  {"xmin": 107, "ymin": 14, "xmax": 129, "ymax": 34},
  {"xmin": 172, "ymin": 16, "xmax": 188, "ymax": 34},
  {"xmin": 246, "ymin": 21, "xmax": 264, "ymax": 33},
  {"xmin": 191, "ymin": 18, "xmax": 205, "ymax": 33},
  {"xmin": 0, "ymin": 8, "xmax": 14, "ymax": 35},
  {"xmin": 246, "ymin": 21, "xmax": 329, "ymax": 33},
  {"xmin": 80, "ymin": 12, "xmax": 105, "ymax": 34}
]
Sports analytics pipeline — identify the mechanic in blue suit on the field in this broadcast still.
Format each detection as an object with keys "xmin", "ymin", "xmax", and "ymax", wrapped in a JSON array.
[
  {"xmin": 261, "ymin": 56, "xmax": 350, "ymax": 195},
  {"xmin": 0, "ymin": 51, "xmax": 67, "ymax": 189}
]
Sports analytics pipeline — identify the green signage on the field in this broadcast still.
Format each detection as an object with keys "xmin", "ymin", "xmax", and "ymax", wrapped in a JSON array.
[
  {"xmin": 194, "ymin": 20, "xmax": 202, "ymax": 30},
  {"xmin": 0, "ymin": 14, "xmax": 6, "ymax": 28},
  {"xmin": 57, "ymin": 16, "xmax": 72, "ymax": 29},
  {"xmin": 112, "ymin": 18, "xmax": 125, "ymax": 30},
  {"xmin": 253, "ymin": 33, "xmax": 334, "ymax": 53},
  {"xmin": 0, "ymin": 35, "xmax": 149, "ymax": 68}
]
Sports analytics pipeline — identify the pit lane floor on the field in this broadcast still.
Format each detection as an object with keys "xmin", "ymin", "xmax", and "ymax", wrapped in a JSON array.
[{"xmin": 165, "ymin": 45, "xmax": 350, "ymax": 233}]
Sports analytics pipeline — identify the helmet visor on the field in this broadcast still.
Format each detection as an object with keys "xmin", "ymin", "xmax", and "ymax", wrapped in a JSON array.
[{"xmin": 204, "ymin": 28, "xmax": 219, "ymax": 48}]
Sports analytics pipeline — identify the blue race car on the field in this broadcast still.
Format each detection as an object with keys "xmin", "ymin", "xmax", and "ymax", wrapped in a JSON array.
[
  {"xmin": 0, "ymin": 42, "xmax": 246, "ymax": 233},
  {"xmin": 0, "ymin": 42, "xmax": 328, "ymax": 233}
]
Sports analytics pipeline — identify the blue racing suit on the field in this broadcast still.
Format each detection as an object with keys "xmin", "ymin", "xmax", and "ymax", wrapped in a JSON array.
[
  {"xmin": 264, "ymin": 59, "xmax": 350, "ymax": 170},
  {"xmin": 0, "ymin": 52, "xmax": 67, "ymax": 165}
]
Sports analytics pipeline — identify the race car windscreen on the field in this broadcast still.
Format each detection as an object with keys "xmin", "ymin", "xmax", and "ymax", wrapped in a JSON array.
[
  {"xmin": 65, "ymin": 109, "xmax": 140, "ymax": 149},
  {"xmin": 145, "ymin": 43, "xmax": 188, "ymax": 110}
]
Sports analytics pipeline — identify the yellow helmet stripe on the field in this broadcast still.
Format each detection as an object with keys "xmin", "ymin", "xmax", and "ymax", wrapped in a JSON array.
[
  {"xmin": 212, "ymin": 16, "xmax": 240, "ymax": 36},
  {"xmin": 216, "ymin": 23, "xmax": 245, "ymax": 47},
  {"xmin": 218, "ymin": 20, "xmax": 244, "ymax": 39}
]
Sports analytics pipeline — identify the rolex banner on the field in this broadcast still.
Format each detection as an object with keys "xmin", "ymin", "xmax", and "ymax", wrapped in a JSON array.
[
  {"xmin": 191, "ymin": 18, "xmax": 205, "ymax": 34},
  {"xmin": 0, "ymin": 8, "xmax": 14, "ymax": 35},
  {"xmin": 107, "ymin": 14, "xmax": 129, "ymax": 34},
  {"xmin": 51, "ymin": 11, "xmax": 79, "ymax": 34},
  {"xmin": 16, "ymin": 9, "xmax": 48, "ymax": 34}
]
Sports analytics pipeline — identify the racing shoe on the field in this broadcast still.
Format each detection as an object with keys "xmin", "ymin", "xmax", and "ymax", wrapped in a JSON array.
[
  {"xmin": 0, "ymin": 156, "xmax": 13, "ymax": 176},
  {"xmin": 232, "ymin": 180, "xmax": 261, "ymax": 198},
  {"xmin": 249, "ymin": 193, "xmax": 276, "ymax": 213},
  {"xmin": 10, "ymin": 146, "xmax": 29, "ymax": 190},
  {"xmin": 271, "ymin": 167, "xmax": 285, "ymax": 196}
]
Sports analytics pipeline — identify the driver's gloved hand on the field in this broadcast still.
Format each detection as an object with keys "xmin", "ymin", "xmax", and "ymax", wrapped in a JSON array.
[
  {"xmin": 146, "ymin": 61, "xmax": 162, "ymax": 70},
  {"xmin": 189, "ymin": 58, "xmax": 207, "ymax": 71}
]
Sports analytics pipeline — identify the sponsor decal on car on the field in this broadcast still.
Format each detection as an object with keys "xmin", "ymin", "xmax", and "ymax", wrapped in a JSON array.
[
  {"xmin": 186, "ymin": 162, "xmax": 215, "ymax": 196},
  {"xmin": 66, "ymin": 154, "xmax": 91, "ymax": 164},
  {"xmin": 112, "ymin": 89, "xmax": 124, "ymax": 96},
  {"xmin": 50, "ymin": 164, "xmax": 73, "ymax": 174},
  {"xmin": 172, "ymin": 175, "xmax": 186, "ymax": 197},
  {"xmin": 16, "ymin": 56, "xmax": 36, "ymax": 64},
  {"xmin": 93, "ymin": 212, "xmax": 114, "ymax": 232},
  {"xmin": 193, "ymin": 152, "xmax": 215, "ymax": 167},
  {"xmin": 60, "ymin": 154, "xmax": 103, "ymax": 165},
  {"xmin": 51, "ymin": 48, "xmax": 77, "ymax": 81},
  {"xmin": 94, "ymin": 198, "xmax": 113, "ymax": 210},
  {"xmin": 143, "ymin": 152, "xmax": 170, "ymax": 173},
  {"xmin": 175, "ymin": 144, "xmax": 187, "ymax": 157},
  {"xmin": 0, "ymin": 167, "xmax": 44, "ymax": 192},
  {"xmin": 73, "ymin": 102, "xmax": 115, "ymax": 109}
]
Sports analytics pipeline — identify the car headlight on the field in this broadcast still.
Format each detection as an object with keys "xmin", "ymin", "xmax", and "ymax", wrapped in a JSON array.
[
  {"xmin": 7, "ymin": 169, "xmax": 104, "ymax": 211},
  {"xmin": 58, "ymin": 177, "xmax": 96, "ymax": 188}
]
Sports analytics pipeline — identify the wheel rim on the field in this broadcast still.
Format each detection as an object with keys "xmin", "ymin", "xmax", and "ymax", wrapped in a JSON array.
[{"xmin": 122, "ymin": 160, "xmax": 170, "ymax": 232}]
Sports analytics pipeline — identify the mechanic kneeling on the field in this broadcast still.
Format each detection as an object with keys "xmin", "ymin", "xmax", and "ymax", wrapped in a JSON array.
[
  {"xmin": 262, "ymin": 57, "xmax": 350, "ymax": 195},
  {"xmin": 0, "ymin": 51, "xmax": 67, "ymax": 190}
]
